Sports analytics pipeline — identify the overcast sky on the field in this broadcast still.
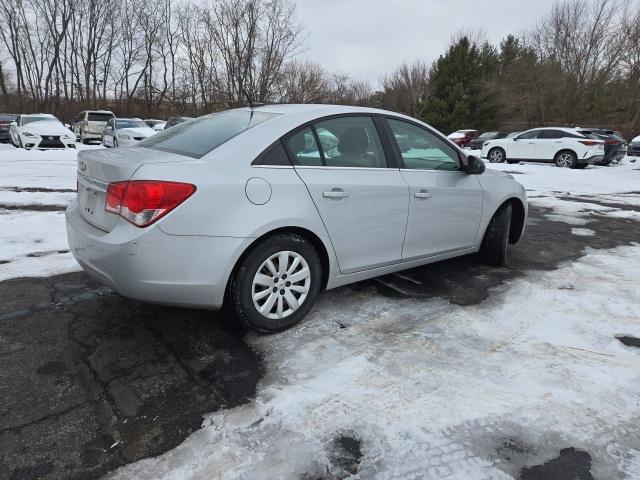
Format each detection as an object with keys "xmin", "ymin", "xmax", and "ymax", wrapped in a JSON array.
[{"xmin": 295, "ymin": 0, "xmax": 558, "ymax": 87}]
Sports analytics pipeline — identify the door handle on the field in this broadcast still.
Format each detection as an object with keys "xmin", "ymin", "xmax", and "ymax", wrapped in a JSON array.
[
  {"xmin": 414, "ymin": 189, "xmax": 433, "ymax": 199},
  {"xmin": 323, "ymin": 188, "xmax": 349, "ymax": 199}
]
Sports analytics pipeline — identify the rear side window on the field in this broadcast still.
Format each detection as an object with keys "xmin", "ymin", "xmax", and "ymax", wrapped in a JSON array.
[
  {"xmin": 141, "ymin": 110, "xmax": 279, "ymax": 159},
  {"xmin": 538, "ymin": 130, "xmax": 563, "ymax": 139},
  {"xmin": 286, "ymin": 128, "xmax": 322, "ymax": 166},
  {"xmin": 88, "ymin": 112, "xmax": 114, "ymax": 122}
]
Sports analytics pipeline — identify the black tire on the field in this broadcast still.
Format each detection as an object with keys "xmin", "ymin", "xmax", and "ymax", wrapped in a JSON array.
[
  {"xmin": 554, "ymin": 150, "xmax": 577, "ymax": 168},
  {"xmin": 488, "ymin": 147, "xmax": 506, "ymax": 163},
  {"xmin": 479, "ymin": 204, "xmax": 512, "ymax": 266},
  {"xmin": 506, "ymin": 158, "xmax": 520, "ymax": 164},
  {"xmin": 574, "ymin": 163, "xmax": 588, "ymax": 169},
  {"xmin": 230, "ymin": 234, "xmax": 322, "ymax": 333}
]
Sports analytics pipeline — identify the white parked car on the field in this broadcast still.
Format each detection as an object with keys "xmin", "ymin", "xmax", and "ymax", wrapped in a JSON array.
[
  {"xmin": 481, "ymin": 127, "xmax": 605, "ymax": 168},
  {"xmin": 67, "ymin": 104, "xmax": 527, "ymax": 332},
  {"xmin": 102, "ymin": 118, "xmax": 157, "ymax": 148},
  {"xmin": 9, "ymin": 114, "xmax": 76, "ymax": 150}
]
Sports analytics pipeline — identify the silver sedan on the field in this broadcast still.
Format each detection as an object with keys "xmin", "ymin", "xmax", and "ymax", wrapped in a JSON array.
[{"xmin": 66, "ymin": 104, "xmax": 527, "ymax": 332}]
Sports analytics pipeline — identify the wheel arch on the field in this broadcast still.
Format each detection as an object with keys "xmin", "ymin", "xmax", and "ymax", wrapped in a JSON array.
[
  {"xmin": 482, "ymin": 197, "xmax": 526, "ymax": 245},
  {"xmin": 223, "ymin": 226, "xmax": 332, "ymax": 307},
  {"xmin": 554, "ymin": 148, "xmax": 578, "ymax": 162}
]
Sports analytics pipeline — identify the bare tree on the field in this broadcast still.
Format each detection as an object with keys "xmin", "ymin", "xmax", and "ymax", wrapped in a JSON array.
[{"xmin": 380, "ymin": 61, "xmax": 430, "ymax": 117}]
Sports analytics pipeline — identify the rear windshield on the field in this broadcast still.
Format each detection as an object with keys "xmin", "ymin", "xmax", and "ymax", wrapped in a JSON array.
[
  {"xmin": 116, "ymin": 119, "xmax": 147, "ymax": 129},
  {"xmin": 140, "ymin": 110, "xmax": 280, "ymax": 158},
  {"xmin": 88, "ymin": 112, "xmax": 114, "ymax": 122},
  {"xmin": 0, "ymin": 114, "xmax": 16, "ymax": 122}
]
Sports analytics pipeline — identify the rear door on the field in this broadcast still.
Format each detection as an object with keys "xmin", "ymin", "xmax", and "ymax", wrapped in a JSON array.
[
  {"xmin": 384, "ymin": 117, "xmax": 483, "ymax": 260},
  {"xmin": 535, "ymin": 129, "xmax": 565, "ymax": 161},
  {"xmin": 286, "ymin": 115, "xmax": 409, "ymax": 274}
]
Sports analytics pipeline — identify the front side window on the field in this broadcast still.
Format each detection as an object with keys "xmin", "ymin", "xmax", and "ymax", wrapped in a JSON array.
[
  {"xmin": 314, "ymin": 116, "xmax": 387, "ymax": 168},
  {"xmin": 286, "ymin": 128, "xmax": 322, "ymax": 166},
  {"xmin": 140, "ymin": 110, "xmax": 279, "ymax": 159},
  {"xmin": 387, "ymin": 118, "xmax": 460, "ymax": 171}
]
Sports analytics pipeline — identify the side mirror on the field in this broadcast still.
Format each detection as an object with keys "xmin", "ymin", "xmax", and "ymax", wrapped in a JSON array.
[
  {"xmin": 466, "ymin": 155, "xmax": 485, "ymax": 175},
  {"xmin": 513, "ymin": 137, "xmax": 518, "ymax": 141}
]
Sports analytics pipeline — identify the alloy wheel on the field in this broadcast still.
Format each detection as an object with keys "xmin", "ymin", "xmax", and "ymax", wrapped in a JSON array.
[
  {"xmin": 252, "ymin": 250, "xmax": 311, "ymax": 320},
  {"xmin": 556, "ymin": 153, "xmax": 574, "ymax": 168},
  {"xmin": 489, "ymin": 149, "xmax": 504, "ymax": 163}
]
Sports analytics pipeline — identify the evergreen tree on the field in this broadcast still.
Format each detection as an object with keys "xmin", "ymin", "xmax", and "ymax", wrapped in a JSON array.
[{"xmin": 422, "ymin": 37, "xmax": 501, "ymax": 133}]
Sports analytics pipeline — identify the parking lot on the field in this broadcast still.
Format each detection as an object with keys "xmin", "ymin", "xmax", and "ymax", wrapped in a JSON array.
[{"xmin": 1, "ymin": 144, "xmax": 640, "ymax": 479}]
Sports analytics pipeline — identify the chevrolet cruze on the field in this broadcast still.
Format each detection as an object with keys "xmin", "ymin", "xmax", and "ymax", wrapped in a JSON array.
[{"xmin": 66, "ymin": 104, "xmax": 527, "ymax": 332}]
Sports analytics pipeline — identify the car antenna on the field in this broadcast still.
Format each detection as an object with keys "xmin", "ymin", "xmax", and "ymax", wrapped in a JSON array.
[{"xmin": 240, "ymin": 85, "xmax": 265, "ymax": 109}]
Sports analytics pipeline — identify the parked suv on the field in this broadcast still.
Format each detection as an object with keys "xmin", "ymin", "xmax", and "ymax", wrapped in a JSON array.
[
  {"xmin": 72, "ymin": 110, "xmax": 115, "ymax": 144},
  {"xmin": 481, "ymin": 127, "xmax": 605, "ymax": 168},
  {"xmin": 581, "ymin": 128, "xmax": 627, "ymax": 165},
  {"xmin": 0, "ymin": 114, "xmax": 17, "ymax": 143}
]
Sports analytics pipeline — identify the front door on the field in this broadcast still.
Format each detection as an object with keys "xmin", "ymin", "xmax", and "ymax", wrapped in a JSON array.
[
  {"xmin": 510, "ymin": 130, "xmax": 541, "ymax": 160},
  {"xmin": 385, "ymin": 118, "xmax": 484, "ymax": 260},
  {"xmin": 286, "ymin": 116, "xmax": 409, "ymax": 274}
]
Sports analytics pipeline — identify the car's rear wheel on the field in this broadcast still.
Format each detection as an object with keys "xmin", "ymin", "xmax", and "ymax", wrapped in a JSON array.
[
  {"xmin": 230, "ymin": 234, "xmax": 322, "ymax": 333},
  {"xmin": 488, "ymin": 147, "xmax": 505, "ymax": 163},
  {"xmin": 554, "ymin": 151, "xmax": 577, "ymax": 168},
  {"xmin": 479, "ymin": 203, "xmax": 512, "ymax": 266}
]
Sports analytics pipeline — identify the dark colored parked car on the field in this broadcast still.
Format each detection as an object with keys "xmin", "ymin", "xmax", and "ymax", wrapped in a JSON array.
[
  {"xmin": 580, "ymin": 128, "xmax": 627, "ymax": 165},
  {"xmin": 446, "ymin": 129, "xmax": 479, "ymax": 148},
  {"xmin": 468, "ymin": 131, "xmax": 509, "ymax": 150},
  {"xmin": 165, "ymin": 116, "xmax": 193, "ymax": 129},
  {"xmin": 629, "ymin": 136, "xmax": 640, "ymax": 157},
  {"xmin": 0, "ymin": 114, "xmax": 17, "ymax": 143}
]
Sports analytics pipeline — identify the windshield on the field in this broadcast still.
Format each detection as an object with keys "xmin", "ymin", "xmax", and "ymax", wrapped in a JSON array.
[
  {"xmin": 23, "ymin": 116, "xmax": 58, "ymax": 125},
  {"xmin": 116, "ymin": 119, "xmax": 148, "ymax": 129},
  {"xmin": 140, "ymin": 109, "xmax": 280, "ymax": 158},
  {"xmin": 88, "ymin": 112, "xmax": 114, "ymax": 122},
  {"xmin": 0, "ymin": 114, "xmax": 16, "ymax": 122}
]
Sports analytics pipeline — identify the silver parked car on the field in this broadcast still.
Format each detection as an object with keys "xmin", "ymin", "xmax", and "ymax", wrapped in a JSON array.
[{"xmin": 66, "ymin": 104, "xmax": 527, "ymax": 332}]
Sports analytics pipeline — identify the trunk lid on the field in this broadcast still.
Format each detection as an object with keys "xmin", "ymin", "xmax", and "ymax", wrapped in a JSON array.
[{"xmin": 76, "ymin": 147, "xmax": 186, "ymax": 232}]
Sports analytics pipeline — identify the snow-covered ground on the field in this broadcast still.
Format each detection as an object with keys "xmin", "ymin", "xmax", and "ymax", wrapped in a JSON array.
[
  {"xmin": 0, "ymin": 143, "xmax": 100, "ymax": 280},
  {"xmin": 2, "ymin": 143, "xmax": 640, "ymax": 478}
]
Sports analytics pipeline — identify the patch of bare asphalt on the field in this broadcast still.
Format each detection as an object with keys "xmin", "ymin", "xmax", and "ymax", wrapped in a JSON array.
[{"xmin": 0, "ymin": 274, "xmax": 264, "ymax": 480}]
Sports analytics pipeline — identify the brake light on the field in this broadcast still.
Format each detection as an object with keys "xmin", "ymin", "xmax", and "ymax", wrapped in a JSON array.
[
  {"xmin": 605, "ymin": 140, "xmax": 620, "ymax": 145},
  {"xmin": 105, "ymin": 180, "xmax": 196, "ymax": 227},
  {"xmin": 578, "ymin": 140, "xmax": 602, "ymax": 146}
]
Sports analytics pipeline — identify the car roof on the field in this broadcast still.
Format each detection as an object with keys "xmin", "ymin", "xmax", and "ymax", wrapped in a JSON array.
[
  {"xmin": 23, "ymin": 113, "xmax": 56, "ymax": 117},
  {"xmin": 86, "ymin": 110, "xmax": 114, "ymax": 114}
]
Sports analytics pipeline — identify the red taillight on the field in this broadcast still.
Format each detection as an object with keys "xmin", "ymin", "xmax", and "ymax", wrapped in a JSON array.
[
  {"xmin": 578, "ymin": 140, "xmax": 602, "ymax": 146},
  {"xmin": 605, "ymin": 140, "xmax": 620, "ymax": 145},
  {"xmin": 105, "ymin": 180, "xmax": 196, "ymax": 227}
]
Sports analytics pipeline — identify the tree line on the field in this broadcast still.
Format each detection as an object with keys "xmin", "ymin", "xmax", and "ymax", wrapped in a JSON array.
[{"xmin": 1, "ymin": 0, "xmax": 639, "ymax": 137}]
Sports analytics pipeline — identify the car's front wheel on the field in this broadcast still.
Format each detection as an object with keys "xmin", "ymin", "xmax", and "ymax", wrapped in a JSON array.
[
  {"xmin": 230, "ymin": 234, "xmax": 322, "ymax": 333},
  {"xmin": 488, "ymin": 147, "xmax": 506, "ymax": 163},
  {"xmin": 479, "ymin": 203, "xmax": 512, "ymax": 266}
]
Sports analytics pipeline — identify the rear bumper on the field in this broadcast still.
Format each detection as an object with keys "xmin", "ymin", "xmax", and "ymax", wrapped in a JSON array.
[{"xmin": 66, "ymin": 200, "xmax": 247, "ymax": 309}]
